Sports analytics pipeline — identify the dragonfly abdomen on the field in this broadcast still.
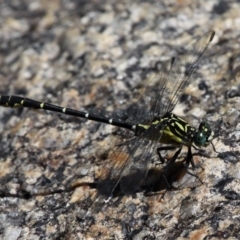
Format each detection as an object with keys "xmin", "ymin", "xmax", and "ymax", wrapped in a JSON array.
[{"xmin": 0, "ymin": 95, "xmax": 135, "ymax": 131}]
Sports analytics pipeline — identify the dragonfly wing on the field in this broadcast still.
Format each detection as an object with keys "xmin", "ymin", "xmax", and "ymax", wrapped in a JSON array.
[
  {"xmin": 123, "ymin": 58, "xmax": 173, "ymax": 124},
  {"xmin": 125, "ymin": 31, "xmax": 214, "ymax": 123},
  {"xmin": 162, "ymin": 31, "xmax": 215, "ymax": 112},
  {"xmin": 92, "ymin": 122, "xmax": 165, "ymax": 207},
  {"xmin": 120, "ymin": 126, "xmax": 163, "ymax": 194},
  {"xmin": 154, "ymin": 31, "xmax": 215, "ymax": 115}
]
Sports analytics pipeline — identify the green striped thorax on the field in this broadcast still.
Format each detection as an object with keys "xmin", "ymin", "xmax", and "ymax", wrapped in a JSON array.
[{"xmin": 136, "ymin": 113, "xmax": 214, "ymax": 148}]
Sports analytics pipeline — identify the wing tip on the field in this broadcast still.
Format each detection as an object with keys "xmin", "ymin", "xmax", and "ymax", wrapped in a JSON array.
[{"xmin": 209, "ymin": 30, "xmax": 215, "ymax": 42}]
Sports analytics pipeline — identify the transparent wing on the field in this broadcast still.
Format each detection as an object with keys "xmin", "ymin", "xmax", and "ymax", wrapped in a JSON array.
[
  {"xmin": 124, "ymin": 31, "xmax": 214, "ymax": 123},
  {"xmin": 117, "ymin": 126, "xmax": 165, "ymax": 194},
  {"xmin": 97, "ymin": 124, "xmax": 164, "ymax": 196},
  {"xmin": 87, "ymin": 122, "xmax": 166, "ymax": 218},
  {"xmin": 160, "ymin": 30, "xmax": 215, "ymax": 114},
  {"xmin": 125, "ymin": 58, "xmax": 173, "ymax": 124}
]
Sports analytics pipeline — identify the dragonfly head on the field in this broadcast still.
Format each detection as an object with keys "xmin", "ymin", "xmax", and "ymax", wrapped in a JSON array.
[{"xmin": 194, "ymin": 122, "xmax": 214, "ymax": 147}]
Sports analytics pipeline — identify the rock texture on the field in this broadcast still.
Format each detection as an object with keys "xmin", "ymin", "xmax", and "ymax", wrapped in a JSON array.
[{"xmin": 0, "ymin": 0, "xmax": 240, "ymax": 239}]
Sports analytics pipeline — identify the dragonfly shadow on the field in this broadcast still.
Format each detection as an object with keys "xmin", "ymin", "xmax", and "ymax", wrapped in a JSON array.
[{"xmin": 91, "ymin": 158, "xmax": 203, "ymax": 200}]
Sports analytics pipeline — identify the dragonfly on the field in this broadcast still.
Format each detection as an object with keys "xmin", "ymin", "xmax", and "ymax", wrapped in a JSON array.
[{"xmin": 0, "ymin": 31, "xmax": 215, "ymax": 202}]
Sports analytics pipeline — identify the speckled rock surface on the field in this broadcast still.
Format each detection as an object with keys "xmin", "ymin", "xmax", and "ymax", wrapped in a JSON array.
[{"xmin": 0, "ymin": 0, "xmax": 240, "ymax": 239}]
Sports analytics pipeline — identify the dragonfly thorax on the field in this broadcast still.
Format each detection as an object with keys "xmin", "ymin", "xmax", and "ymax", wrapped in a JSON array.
[{"xmin": 135, "ymin": 113, "xmax": 214, "ymax": 149}]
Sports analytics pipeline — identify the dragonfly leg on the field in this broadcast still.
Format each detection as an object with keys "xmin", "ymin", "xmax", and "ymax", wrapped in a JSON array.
[
  {"xmin": 185, "ymin": 168, "xmax": 203, "ymax": 185},
  {"xmin": 184, "ymin": 146, "xmax": 204, "ymax": 184},
  {"xmin": 161, "ymin": 148, "xmax": 182, "ymax": 189},
  {"xmin": 185, "ymin": 146, "xmax": 204, "ymax": 171},
  {"xmin": 163, "ymin": 148, "xmax": 204, "ymax": 190},
  {"xmin": 185, "ymin": 146, "xmax": 195, "ymax": 168},
  {"xmin": 157, "ymin": 146, "xmax": 178, "ymax": 164}
]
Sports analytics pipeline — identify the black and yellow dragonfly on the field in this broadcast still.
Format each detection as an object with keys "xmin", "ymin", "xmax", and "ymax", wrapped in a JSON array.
[{"xmin": 0, "ymin": 30, "xmax": 215, "ymax": 199}]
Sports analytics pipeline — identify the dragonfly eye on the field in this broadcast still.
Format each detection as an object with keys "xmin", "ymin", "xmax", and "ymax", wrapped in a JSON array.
[{"xmin": 194, "ymin": 122, "xmax": 214, "ymax": 147}]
